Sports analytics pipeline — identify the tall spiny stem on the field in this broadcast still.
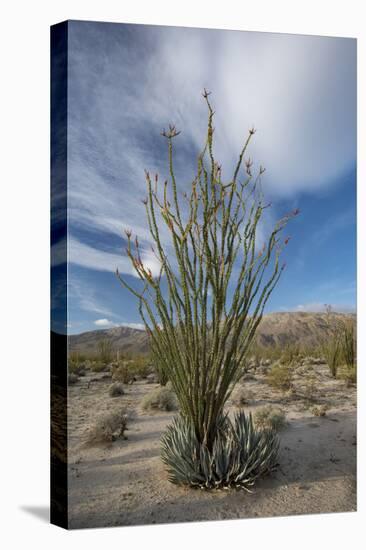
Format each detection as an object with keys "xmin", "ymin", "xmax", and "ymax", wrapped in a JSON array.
[{"xmin": 117, "ymin": 91, "xmax": 298, "ymax": 449}]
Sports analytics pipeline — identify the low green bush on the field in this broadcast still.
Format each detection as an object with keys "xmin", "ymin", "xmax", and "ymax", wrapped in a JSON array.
[
  {"xmin": 108, "ymin": 382, "xmax": 125, "ymax": 397},
  {"xmin": 87, "ymin": 409, "xmax": 128, "ymax": 444},
  {"xmin": 266, "ymin": 363, "xmax": 293, "ymax": 391},
  {"xmin": 112, "ymin": 363, "xmax": 134, "ymax": 384},
  {"xmin": 91, "ymin": 361, "xmax": 109, "ymax": 373},
  {"xmin": 141, "ymin": 387, "xmax": 178, "ymax": 411}
]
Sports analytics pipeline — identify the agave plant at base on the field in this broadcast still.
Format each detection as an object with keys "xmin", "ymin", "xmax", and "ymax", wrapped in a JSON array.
[{"xmin": 161, "ymin": 410, "xmax": 279, "ymax": 490}]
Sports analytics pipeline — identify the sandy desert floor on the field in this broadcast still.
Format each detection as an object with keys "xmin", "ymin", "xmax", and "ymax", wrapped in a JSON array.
[{"xmin": 67, "ymin": 363, "xmax": 357, "ymax": 529}]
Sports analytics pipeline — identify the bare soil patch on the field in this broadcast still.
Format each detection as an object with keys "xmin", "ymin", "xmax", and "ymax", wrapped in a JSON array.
[{"xmin": 67, "ymin": 362, "xmax": 356, "ymax": 529}]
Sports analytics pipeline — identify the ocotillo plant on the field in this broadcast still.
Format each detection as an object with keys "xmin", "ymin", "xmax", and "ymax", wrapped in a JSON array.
[
  {"xmin": 321, "ymin": 305, "xmax": 343, "ymax": 378},
  {"xmin": 117, "ymin": 91, "xmax": 297, "ymax": 452},
  {"xmin": 341, "ymin": 318, "xmax": 356, "ymax": 370}
]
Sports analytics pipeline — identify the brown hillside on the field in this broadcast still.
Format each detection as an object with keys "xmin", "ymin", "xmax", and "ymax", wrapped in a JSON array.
[{"xmin": 68, "ymin": 311, "xmax": 355, "ymax": 356}]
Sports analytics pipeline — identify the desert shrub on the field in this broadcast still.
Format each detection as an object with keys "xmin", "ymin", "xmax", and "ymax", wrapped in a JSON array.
[
  {"xmin": 87, "ymin": 409, "xmax": 128, "ymax": 444},
  {"xmin": 108, "ymin": 382, "xmax": 125, "ymax": 397},
  {"xmin": 69, "ymin": 361, "xmax": 84, "ymax": 375},
  {"xmin": 112, "ymin": 363, "xmax": 135, "ymax": 384},
  {"xmin": 310, "ymin": 404, "xmax": 328, "ymax": 417},
  {"xmin": 339, "ymin": 365, "xmax": 357, "ymax": 386},
  {"xmin": 69, "ymin": 351, "xmax": 88, "ymax": 363},
  {"xmin": 68, "ymin": 372, "xmax": 79, "ymax": 385},
  {"xmin": 97, "ymin": 339, "xmax": 114, "ymax": 364},
  {"xmin": 130, "ymin": 355, "xmax": 151, "ymax": 378},
  {"xmin": 339, "ymin": 319, "xmax": 356, "ymax": 384},
  {"xmin": 91, "ymin": 361, "xmax": 109, "ymax": 373},
  {"xmin": 231, "ymin": 386, "xmax": 254, "ymax": 407},
  {"xmin": 244, "ymin": 343, "xmax": 261, "ymax": 371},
  {"xmin": 161, "ymin": 411, "xmax": 279, "ymax": 489},
  {"xmin": 266, "ymin": 363, "xmax": 293, "ymax": 391},
  {"xmin": 320, "ymin": 307, "xmax": 349, "ymax": 378},
  {"xmin": 248, "ymin": 342, "xmax": 283, "ymax": 365},
  {"xmin": 68, "ymin": 351, "xmax": 90, "ymax": 375},
  {"xmin": 141, "ymin": 387, "xmax": 178, "ymax": 411},
  {"xmin": 280, "ymin": 343, "xmax": 301, "ymax": 365},
  {"xmin": 254, "ymin": 405, "xmax": 286, "ymax": 431},
  {"xmin": 322, "ymin": 335, "xmax": 341, "ymax": 378},
  {"xmin": 302, "ymin": 372, "xmax": 317, "ymax": 402}
]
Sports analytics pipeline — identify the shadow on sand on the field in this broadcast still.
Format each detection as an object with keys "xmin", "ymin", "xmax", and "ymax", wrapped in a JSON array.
[{"xmin": 20, "ymin": 506, "xmax": 50, "ymax": 523}]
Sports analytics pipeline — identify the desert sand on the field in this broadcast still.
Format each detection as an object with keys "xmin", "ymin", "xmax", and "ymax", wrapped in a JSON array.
[{"xmin": 67, "ymin": 362, "xmax": 356, "ymax": 529}]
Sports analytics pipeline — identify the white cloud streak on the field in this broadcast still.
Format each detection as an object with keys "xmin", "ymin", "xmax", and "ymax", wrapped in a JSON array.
[
  {"xmin": 120, "ymin": 322, "xmax": 145, "ymax": 331},
  {"xmin": 295, "ymin": 302, "xmax": 356, "ymax": 314},
  {"xmin": 66, "ymin": 23, "xmax": 355, "ymax": 275},
  {"xmin": 94, "ymin": 318, "xmax": 116, "ymax": 327}
]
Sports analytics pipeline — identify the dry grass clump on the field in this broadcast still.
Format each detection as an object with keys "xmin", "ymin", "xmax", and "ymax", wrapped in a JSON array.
[
  {"xmin": 97, "ymin": 339, "xmax": 114, "ymax": 364},
  {"xmin": 339, "ymin": 365, "xmax": 357, "ymax": 386},
  {"xmin": 130, "ymin": 356, "xmax": 151, "ymax": 379},
  {"xmin": 141, "ymin": 387, "xmax": 178, "ymax": 412},
  {"xmin": 231, "ymin": 386, "xmax": 254, "ymax": 407},
  {"xmin": 86, "ymin": 408, "xmax": 128, "ymax": 444},
  {"xmin": 266, "ymin": 363, "xmax": 293, "ymax": 391},
  {"xmin": 310, "ymin": 404, "xmax": 328, "ymax": 417},
  {"xmin": 302, "ymin": 372, "xmax": 317, "ymax": 402},
  {"xmin": 338, "ymin": 320, "xmax": 356, "ymax": 385},
  {"xmin": 254, "ymin": 405, "xmax": 286, "ymax": 431},
  {"xmin": 112, "ymin": 363, "xmax": 135, "ymax": 384},
  {"xmin": 69, "ymin": 361, "xmax": 85, "ymax": 376},
  {"xmin": 280, "ymin": 343, "xmax": 301, "ymax": 365},
  {"xmin": 108, "ymin": 382, "xmax": 125, "ymax": 397},
  {"xmin": 91, "ymin": 361, "xmax": 109, "ymax": 373}
]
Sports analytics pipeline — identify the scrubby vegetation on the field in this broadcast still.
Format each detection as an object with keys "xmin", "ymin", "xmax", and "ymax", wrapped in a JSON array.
[
  {"xmin": 69, "ymin": 351, "xmax": 89, "ymax": 376},
  {"xmin": 112, "ymin": 363, "xmax": 133, "ymax": 384},
  {"xmin": 310, "ymin": 404, "xmax": 328, "ymax": 417},
  {"xmin": 321, "ymin": 334, "xmax": 341, "ymax": 378},
  {"xmin": 141, "ymin": 387, "xmax": 178, "ymax": 411},
  {"xmin": 86, "ymin": 408, "xmax": 128, "ymax": 444},
  {"xmin": 111, "ymin": 356, "xmax": 152, "ymax": 384},
  {"xmin": 91, "ymin": 361, "xmax": 109, "ymax": 373},
  {"xmin": 97, "ymin": 339, "xmax": 114, "ymax": 364},
  {"xmin": 266, "ymin": 363, "xmax": 293, "ymax": 391},
  {"xmin": 254, "ymin": 405, "xmax": 286, "ymax": 431},
  {"xmin": 302, "ymin": 371, "xmax": 317, "ymax": 402},
  {"xmin": 108, "ymin": 382, "xmax": 125, "ymax": 397},
  {"xmin": 339, "ymin": 319, "xmax": 356, "ymax": 385},
  {"xmin": 231, "ymin": 386, "xmax": 254, "ymax": 407}
]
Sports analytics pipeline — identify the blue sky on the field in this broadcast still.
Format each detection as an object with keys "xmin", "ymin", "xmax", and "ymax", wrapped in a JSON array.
[{"xmin": 52, "ymin": 21, "xmax": 356, "ymax": 334}]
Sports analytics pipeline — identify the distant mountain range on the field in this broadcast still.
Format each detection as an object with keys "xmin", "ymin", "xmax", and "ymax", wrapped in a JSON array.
[{"xmin": 68, "ymin": 311, "xmax": 356, "ymax": 357}]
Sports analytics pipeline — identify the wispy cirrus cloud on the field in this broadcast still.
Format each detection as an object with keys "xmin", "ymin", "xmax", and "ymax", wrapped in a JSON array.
[
  {"xmin": 66, "ymin": 22, "xmax": 355, "ymax": 277},
  {"xmin": 61, "ymin": 22, "xmax": 356, "ymax": 331},
  {"xmin": 68, "ymin": 236, "xmax": 161, "ymax": 277},
  {"xmin": 68, "ymin": 278, "xmax": 116, "ymax": 318}
]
